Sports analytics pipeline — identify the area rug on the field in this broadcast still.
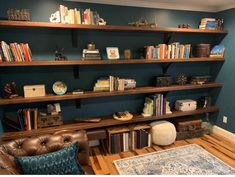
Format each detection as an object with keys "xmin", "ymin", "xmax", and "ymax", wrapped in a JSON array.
[{"xmin": 114, "ymin": 144, "xmax": 235, "ymax": 175}]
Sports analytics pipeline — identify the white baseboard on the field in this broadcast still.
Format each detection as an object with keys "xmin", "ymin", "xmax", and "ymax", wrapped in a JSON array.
[{"xmin": 212, "ymin": 126, "xmax": 235, "ymax": 143}]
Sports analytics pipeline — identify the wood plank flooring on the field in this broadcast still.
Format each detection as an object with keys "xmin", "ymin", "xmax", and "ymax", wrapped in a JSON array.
[{"xmin": 89, "ymin": 134, "xmax": 235, "ymax": 175}]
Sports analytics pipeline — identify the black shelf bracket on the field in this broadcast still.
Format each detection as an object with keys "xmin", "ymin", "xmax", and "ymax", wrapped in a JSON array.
[
  {"xmin": 161, "ymin": 63, "xmax": 172, "ymax": 75},
  {"xmin": 75, "ymin": 99, "xmax": 81, "ymax": 108},
  {"xmin": 71, "ymin": 29, "xmax": 78, "ymax": 48},
  {"xmin": 73, "ymin": 66, "xmax": 80, "ymax": 78},
  {"xmin": 163, "ymin": 32, "xmax": 172, "ymax": 44},
  {"xmin": 163, "ymin": 91, "xmax": 169, "ymax": 97}
]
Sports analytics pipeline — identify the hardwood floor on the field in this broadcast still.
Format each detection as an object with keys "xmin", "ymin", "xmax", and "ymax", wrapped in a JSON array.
[{"xmin": 89, "ymin": 134, "xmax": 235, "ymax": 175}]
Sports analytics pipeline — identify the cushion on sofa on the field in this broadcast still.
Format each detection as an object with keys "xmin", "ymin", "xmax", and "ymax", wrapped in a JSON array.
[{"xmin": 15, "ymin": 142, "xmax": 85, "ymax": 175}]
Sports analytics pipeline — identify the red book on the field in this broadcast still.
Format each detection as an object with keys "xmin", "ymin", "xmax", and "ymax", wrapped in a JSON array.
[{"xmin": 20, "ymin": 43, "xmax": 29, "ymax": 62}]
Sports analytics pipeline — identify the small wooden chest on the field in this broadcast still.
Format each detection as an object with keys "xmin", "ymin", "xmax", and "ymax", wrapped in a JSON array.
[
  {"xmin": 23, "ymin": 85, "xmax": 46, "ymax": 98},
  {"xmin": 37, "ymin": 113, "xmax": 63, "ymax": 128},
  {"xmin": 175, "ymin": 118, "xmax": 202, "ymax": 132}
]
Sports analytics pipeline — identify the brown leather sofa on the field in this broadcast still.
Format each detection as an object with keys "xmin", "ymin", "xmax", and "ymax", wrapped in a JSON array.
[{"xmin": 0, "ymin": 130, "xmax": 93, "ymax": 175}]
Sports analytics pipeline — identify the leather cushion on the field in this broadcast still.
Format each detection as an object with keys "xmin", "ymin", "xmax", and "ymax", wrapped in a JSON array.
[{"xmin": 15, "ymin": 142, "xmax": 85, "ymax": 175}]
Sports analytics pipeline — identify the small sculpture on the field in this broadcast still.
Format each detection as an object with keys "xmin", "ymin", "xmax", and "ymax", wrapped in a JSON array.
[
  {"xmin": 55, "ymin": 46, "xmax": 67, "ymax": 61},
  {"xmin": 98, "ymin": 18, "xmax": 107, "ymax": 26},
  {"xmin": 142, "ymin": 98, "xmax": 154, "ymax": 117},
  {"xmin": 166, "ymin": 101, "xmax": 172, "ymax": 114},
  {"xmin": 3, "ymin": 82, "xmax": 19, "ymax": 99},
  {"xmin": 50, "ymin": 11, "xmax": 61, "ymax": 23}
]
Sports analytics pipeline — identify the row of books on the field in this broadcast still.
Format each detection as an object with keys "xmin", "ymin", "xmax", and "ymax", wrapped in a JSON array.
[
  {"xmin": 110, "ymin": 132, "xmax": 130, "ymax": 154},
  {"xmin": 59, "ymin": 5, "xmax": 102, "ymax": 25},
  {"xmin": 3, "ymin": 108, "xmax": 38, "ymax": 131},
  {"xmin": 0, "ymin": 41, "xmax": 32, "ymax": 62},
  {"xmin": 93, "ymin": 76, "xmax": 136, "ymax": 92},
  {"xmin": 108, "ymin": 126, "xmax": 151, "ymax": 154},
  {"xmin": 199, "ymin": 18, "xmax": 217, "ymax": 30},
  {"xmin": 146, "ymin": 94, "xmax": 166, "ymax": 116},
  {"xmin": 146, "ymin": 43, "xmax": 191, "ymax": 59},
  {"xmin": 131, "ymin": 129, "xmax": 151, "ymax": 150}
]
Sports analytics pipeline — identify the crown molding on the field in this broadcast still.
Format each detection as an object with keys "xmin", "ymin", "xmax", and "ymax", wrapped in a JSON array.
[
  {"xmin": 65, "ymin": 0, "xmax": 235, "ymax": 12},
  {"xmin": 215, "ymin": 3, "xmax": 235, "ymax": 12},
  {"xmin": 65, "ymin": 0, "xmax": 216, "ymax": 12}
]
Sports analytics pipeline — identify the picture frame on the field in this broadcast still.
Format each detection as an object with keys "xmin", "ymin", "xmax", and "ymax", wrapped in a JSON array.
[{"xmin": 106, "ymin": 47, "xmax": 120, "ymax": 60}]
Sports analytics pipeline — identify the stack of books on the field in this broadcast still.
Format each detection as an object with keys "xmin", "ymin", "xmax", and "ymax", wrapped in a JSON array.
[
  {"xmin": 82, "ymin": 49, "xmax": 101, "ymax": 60},
  {"xmin": 145, "ymin": 94, "xmax": 166, "ymax": 116},
  {"xmin": 199, "ymin": 18, "xmax": 217, "ymax": 30},
  {"xmin": 59, "ymin": 5, "xmax": 102, "ymax": 25},
  {"xmin": 3, "ymin": 108, "xmax": 38, "ymax": 131},
  {"xmin": 107, "ymin": 125, "xmax": 151, "ymax": 154},
  {"xmin": 109, "ymin": 128, "xmax": 130, "ymax": 154},
  {"xmin": 0, "ymin": 41, "xmax": 32, "ymax": 62},
  {"xmin": 145, "ymin": 43, "xmax": 191, "ymax": 59},
  {"xmin": 93, "ymin": 76, "xmax": 136, "ymax": 92},
  {"xmin": 131, "ymin": 126, "xmax": 151, "ymax": 150}
]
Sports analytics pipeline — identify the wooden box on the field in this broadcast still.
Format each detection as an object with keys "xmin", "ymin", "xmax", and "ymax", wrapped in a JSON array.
[
  {"xmin": 175, "ymin": 118, "xmax": 202, "ymax": 132},
  {"xmin": 176, "ymin": 129, "xmax": 204, "ymax": 140},
  {"xmin": 37, "ymin": 113, "xmax": 63, "ymax": 128},
  {"xmin": 194, "ymin": 44, "xmax": 211, "ymax": 57},
  {"xmin": 23, "ymin": 85, "xmax": 46, "ymax": 98}
]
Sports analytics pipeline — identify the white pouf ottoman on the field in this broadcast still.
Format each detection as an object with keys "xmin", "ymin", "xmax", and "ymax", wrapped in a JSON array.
[{"xmin": 150, "ymin": 121, "xmax": 176, "ymax": 146}]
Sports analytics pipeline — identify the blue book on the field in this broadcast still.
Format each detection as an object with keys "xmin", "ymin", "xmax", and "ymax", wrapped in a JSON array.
[{"xmin": 210, "ymin": 44, "xmax": 225, "ymax": 57}]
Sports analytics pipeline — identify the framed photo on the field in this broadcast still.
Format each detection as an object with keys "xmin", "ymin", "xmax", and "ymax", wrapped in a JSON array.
[{"xmin": 106, "ymin": 47, "xmax": 120, "ymax": 60}]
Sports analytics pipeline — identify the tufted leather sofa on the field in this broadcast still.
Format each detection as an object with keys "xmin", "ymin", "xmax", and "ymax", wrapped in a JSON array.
[{"xmin": 0, "ymin": 130, "xmax": 93, "ymax": 174}]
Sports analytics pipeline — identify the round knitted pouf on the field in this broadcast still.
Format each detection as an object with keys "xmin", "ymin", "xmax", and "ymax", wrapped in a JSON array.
[{"xmin": 150, "ymin": 121, "xmax": 176, "ymax": 146}]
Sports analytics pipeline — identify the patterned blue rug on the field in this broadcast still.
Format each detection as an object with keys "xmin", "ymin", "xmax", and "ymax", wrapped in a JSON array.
[{"xmin": 114, "ymin": 144, "xmax": 235, "ymax": 175}]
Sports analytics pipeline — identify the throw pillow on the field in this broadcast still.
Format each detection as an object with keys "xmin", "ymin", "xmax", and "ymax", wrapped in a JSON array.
[{"xmin": 16, "ymin": 142, "xmax": 85, "ymax": 175}]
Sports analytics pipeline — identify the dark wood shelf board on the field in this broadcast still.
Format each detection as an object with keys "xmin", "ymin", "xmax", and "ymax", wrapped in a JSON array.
[
  {"xmin": 0, "ymin": 83, "xmax": 223, "ymax": 106},
  {"xmin": 0, "ymin": 58, "xmax": 225, "ymax": 67},
  {"xmin": 1, "ymin": 106, "xmax": 219, "ymax": 141},
  {"xmin": 0, "ymin": 20, "xmax": 228, "ymax": 34}
]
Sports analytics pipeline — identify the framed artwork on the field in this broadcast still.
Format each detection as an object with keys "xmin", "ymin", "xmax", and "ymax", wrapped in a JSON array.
[{"xmin": 106, "ymin": 47, "xmax": 120, "ymax": 60}]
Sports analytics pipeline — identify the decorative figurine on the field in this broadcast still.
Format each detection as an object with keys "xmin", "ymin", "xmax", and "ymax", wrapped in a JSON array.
[
  {"xmin": 3, "ymin": 82, "xmax": 19, "ymax": 99},
  {"xmin": 55, "ymin": 46, "xmax": 67, "ymax": 61},
  {"xmin": 124, "ymin": 49, "xmax": 132, "ymax": 59},
  {"xmin": 98, "ymin": 18, "xmax": 107, "ymax": 26},
  {"xmin": 176, "ymin": 74, "xmax": 188, "ymax": 85},
  {"xmin": 166, "ymin": 101, "xmax": 172, "ymax": 114},
  {"xmin": 217, "ymin": 18, "xmax": 224, "ymax": 30},
  {"xmin": 142, "ymin": 98, "xmax": 154, "ymax": 117},
  {"xmin": 50, "ymin": 11, "xmax": 61, "ymax": 23}
]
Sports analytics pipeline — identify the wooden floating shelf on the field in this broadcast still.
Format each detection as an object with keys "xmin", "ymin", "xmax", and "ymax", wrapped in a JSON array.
[
  {"xmin": 0, "ymin": 58, "xmax": 224, "ymax": 67},
  {"xmin": 0, "ymin": 83, "xmax": 223, "ymax": 106},
  {"xmin": 1, "ymin": 106, "xmax": 219, "ymax": 141},
  {"xmin": 0, "ymin": 20, "xmax": 228, "ymax": 34}
]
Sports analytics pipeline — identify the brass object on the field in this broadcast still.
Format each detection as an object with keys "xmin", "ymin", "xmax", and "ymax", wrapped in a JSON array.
[
  {"xmin": 128, "ymin": 18, "xmax": 157, "ymax": 28},
  {"xmin": 124, "ymin": 49, "xmax": 132, "ymax": 59}
]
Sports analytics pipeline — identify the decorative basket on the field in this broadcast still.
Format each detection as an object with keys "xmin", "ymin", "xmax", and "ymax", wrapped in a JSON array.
[{"xmin": 194, "ymin": 44, "xmax": 211, "ymax": 57}]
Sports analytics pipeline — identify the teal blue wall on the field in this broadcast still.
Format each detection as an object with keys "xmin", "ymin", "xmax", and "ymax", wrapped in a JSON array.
[
  {"xmin": 212, "ymin": 9, "xmax": 235, "ymax": 133},
  {"xmin": 0, "ymin": 0, "xmax": 225, "ymax": 134}
]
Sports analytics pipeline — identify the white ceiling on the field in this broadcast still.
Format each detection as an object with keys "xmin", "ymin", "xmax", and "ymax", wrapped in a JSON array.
[{"xmin": 65, "ymin": 0, "xmax": 235, "ymax": 12}]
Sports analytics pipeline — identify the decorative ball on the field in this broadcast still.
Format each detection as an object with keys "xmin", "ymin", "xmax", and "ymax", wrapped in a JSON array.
[
  {"xmin": 150, "ymin": 121, "xmax": 176, "ymax": 146},
  {"xmin": 176, "ymin": 74, "xmax": 188, "ymax": 85}
]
